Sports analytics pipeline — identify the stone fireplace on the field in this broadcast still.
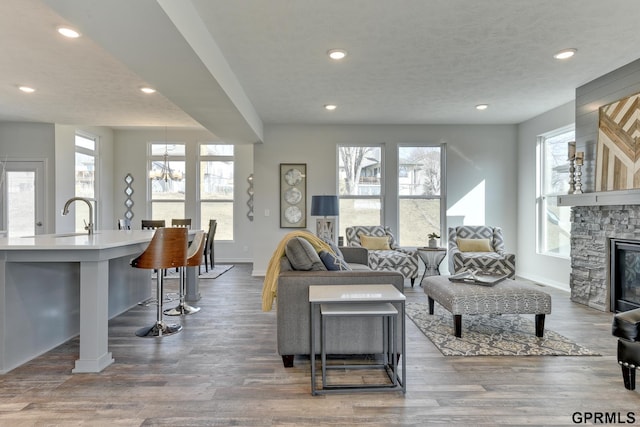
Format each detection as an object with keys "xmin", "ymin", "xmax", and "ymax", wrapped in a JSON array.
[{"xmin": 570, "ymin": 204, "xmax": 640, "ymax": 312}]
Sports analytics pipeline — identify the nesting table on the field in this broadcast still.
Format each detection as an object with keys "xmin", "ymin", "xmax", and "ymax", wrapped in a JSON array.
[
  {"xmin": 308, "ymin": 284, "xmax": 406, "ymax": 395},
  {"xmin": 416, "ymin": 247, "xmax": 447, "ymax": 284}
]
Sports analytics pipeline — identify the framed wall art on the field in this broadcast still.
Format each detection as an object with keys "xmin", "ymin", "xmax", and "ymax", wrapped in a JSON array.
[
  {"xmin": 280, "ymin": 163, "xmax": 307, "ymax": 228},
  {"xmin": 596, "ymin": 91, "xmax": 640, "ymax": 191}
]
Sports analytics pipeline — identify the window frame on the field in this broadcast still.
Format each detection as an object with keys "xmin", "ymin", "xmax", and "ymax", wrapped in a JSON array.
[
  {"xmin": 536, "ymin": 124, "xmax": 575, "ymax": 258},
  {"xmin": 397, "ymin": 143, "xmax": 446, "ymax": 246},
  {"xmin": 337, "ymin": 144, "xmax": 385, "ymax": 237},
  {"xmin": 199, "ymin": 143, "xmax": 235, "ymax": 241},
  {"xmin": 147, "ymin": 141, "xmax": 186, "ymax": 222},
  {"xmin": 74, "ymin": 132, "xmax": 99, "ymax": 232}
]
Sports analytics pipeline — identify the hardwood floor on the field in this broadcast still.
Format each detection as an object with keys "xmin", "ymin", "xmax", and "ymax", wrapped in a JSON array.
[{"xmin": 0, "ymin": 264, "xmax": 638, "ymax": 426}]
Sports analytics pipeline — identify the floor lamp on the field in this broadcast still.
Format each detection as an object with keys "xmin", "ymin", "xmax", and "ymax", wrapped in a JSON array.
[{"xmin": 311, "ymin": 195, "xmax": 339, "ymax": 243}]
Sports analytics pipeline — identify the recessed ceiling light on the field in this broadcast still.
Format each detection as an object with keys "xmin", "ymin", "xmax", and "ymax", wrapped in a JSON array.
[
  {"xmin": 553, "ymin": 48, "xmax": 577, "ymax": 60},
  {"xmin": 57, "ymin": 26, "xmax": 81, "ymax": 38},
  {"xmin": 475, "ymin": 104, "xmax": 488, "ymax": 110},
  {"xmin": 324, "ymin": 104, "xmax": 337, "ymax": 111},
  {"xmin": 140, "ymin": 87, "xmax": 156, "ymax": 94},
  {"xmin": 327, "ymin": 49, "xmax": 347, "ymax": 60},
  {"xmin": 19, "ymin": 86, "xmax": 36, "ymax": 93}
]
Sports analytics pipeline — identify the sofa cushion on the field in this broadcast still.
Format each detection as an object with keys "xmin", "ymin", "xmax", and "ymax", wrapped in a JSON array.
[
  {"xmin": 457, "ymin": 238, "xmax": 492, "ymax": 252},
  {"xmin": 321, "ymin": 236, "xmax": 344, "ymax": 260},
  {"xmin": 285, "ymin": 237, "xmax": 326, "ymax": 271},
  {"xmin": 319, "ymin": 250, "xmax": 352, "ymax": 271},
  {"xmin": 360, "ymin": 234, "xmax": 391, "ymax": 250}
]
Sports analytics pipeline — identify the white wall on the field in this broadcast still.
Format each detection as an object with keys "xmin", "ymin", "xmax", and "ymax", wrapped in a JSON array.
[
  {"xmin": 516, "ymin": 100, "xmax": 575, "ymax": 290},
  {"xmin": 252, "ymin": 124, "xmax": 518, "ymax": 275},
  {"xmin": 0, "ymin": 122, "xmax": 56, "ymax": 233},
  {"xmin": 113, "ymin": 128, "xmax": 255, "ymax": 263}
]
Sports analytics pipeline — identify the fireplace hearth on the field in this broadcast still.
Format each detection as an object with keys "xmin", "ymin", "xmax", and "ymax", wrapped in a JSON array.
[{"xmin": 610, "ymin": 238, "xmax": 640, "ymax": 312}]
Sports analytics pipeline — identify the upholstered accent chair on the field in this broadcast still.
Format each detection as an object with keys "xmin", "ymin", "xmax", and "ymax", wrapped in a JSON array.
[
  {"xmin": 448, "ymin": 225, "xmax": 516, "ymax": 278},
  {"xmin": 345, "ymin": 225, "xmax": 419, "ymax": 286}
]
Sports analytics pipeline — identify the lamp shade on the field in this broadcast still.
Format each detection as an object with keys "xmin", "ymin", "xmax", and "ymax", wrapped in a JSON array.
[{"xmin": 311, "ymin": 195, "xmax": 339, "ymax": 216}]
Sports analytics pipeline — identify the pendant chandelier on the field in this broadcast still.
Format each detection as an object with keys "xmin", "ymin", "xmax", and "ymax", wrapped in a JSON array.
[{"xmin": 149, "ymin": 127, "xmax": 182, "ymax": 182}]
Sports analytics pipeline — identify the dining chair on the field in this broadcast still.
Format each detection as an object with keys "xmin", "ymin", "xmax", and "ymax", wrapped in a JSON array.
[
  {"xmin": 117, "ymin": 218, "xmax": 131, "ymax": 230},
  {"xmin": 171, "ymin": 218, "xmax": 192, "ymax": 228},
  {"xmin": 203, "ymin": 219, "xmax": 217, "ymax": 272},
  {"xmin": 141, "ymin": 219, "xmax": 166, "ymax": 230}
]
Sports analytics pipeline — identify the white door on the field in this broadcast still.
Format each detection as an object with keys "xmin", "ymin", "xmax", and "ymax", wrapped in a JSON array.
[{"xmin": 1, "ymin": 161, "xmax": 46, "ymax": 236}]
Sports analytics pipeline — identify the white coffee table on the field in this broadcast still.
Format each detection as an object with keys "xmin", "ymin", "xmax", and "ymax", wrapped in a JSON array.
[{"xmin": 308, "ymin": 284, "xmax": 406, "ymax": 395}]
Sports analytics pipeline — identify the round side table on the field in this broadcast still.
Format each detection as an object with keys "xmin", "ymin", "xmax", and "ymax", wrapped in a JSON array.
[{"xmin": 417, "ymin": 247, "xmax": 447, "ymax": 286}]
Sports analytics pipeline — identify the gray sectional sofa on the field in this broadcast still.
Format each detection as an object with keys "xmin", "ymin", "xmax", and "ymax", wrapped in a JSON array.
[{"xmin": 276, "ymin": 246, "xmax": 405, "ymax": 367}]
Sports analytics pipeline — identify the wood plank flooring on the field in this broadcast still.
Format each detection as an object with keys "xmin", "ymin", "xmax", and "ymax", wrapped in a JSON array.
[{"xmin": 0, "ymin": 263, "xmax": 638, "ymax": 426}]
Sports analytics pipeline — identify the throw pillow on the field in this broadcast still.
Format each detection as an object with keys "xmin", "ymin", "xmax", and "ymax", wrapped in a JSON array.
[
  {"xmin": 284, "ymin": 237, "xmax": 327, "ymax": 271},
  {"xmin": 321, "ymin": 236, "xmax": 344, "ymax": 260},
  {"xmin": 360, "ymin": 234, "xmax": 391, "ymax": 250},
  {"xmin": 319, "ymin": 250, "xmax": 352, "ymax": 271},
  {"xmin": 457, "ymin": 238, "xmax": 492, "ymax": 252}
]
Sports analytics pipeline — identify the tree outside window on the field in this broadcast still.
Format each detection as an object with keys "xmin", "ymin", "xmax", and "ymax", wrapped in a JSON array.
[
  {"xmin": 398, "ymin": 145, "xmax": 443, "ymax": 246},
  {"xmin": 338, "ymin": 145, "xmax": 382, "ymax": 238}
]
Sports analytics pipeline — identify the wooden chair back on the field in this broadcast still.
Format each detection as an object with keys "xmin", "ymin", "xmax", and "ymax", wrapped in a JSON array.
[
  {"xmin": 204, "ymin": 219, "xmax": 218, "ymax": 270},
  {"xmin": 171, "ymin": 218, "xmax": 192, "ymax": 228},
  {"xmin": 131, "ymin": 227, "xmax": 188, "ymax": 270},
  {"xmin": 141, "ymin": 219, "xmax": 166, "ymax": 230}
]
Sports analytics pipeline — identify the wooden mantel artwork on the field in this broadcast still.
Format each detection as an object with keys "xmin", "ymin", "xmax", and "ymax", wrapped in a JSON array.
[{"xmin": 596, "ymin": 92, "xmax": 640, "ymax": 191}]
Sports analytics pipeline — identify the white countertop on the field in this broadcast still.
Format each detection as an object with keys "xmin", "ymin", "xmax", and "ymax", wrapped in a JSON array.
[{"xmin": 0, "ymin": 230, "xmax": 157, "ymax": 250}]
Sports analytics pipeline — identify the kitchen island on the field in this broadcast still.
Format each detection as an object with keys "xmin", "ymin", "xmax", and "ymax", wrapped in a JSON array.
[{"xmin": 0, "ymin": 230, "xmax": 198, "ymax": 374}]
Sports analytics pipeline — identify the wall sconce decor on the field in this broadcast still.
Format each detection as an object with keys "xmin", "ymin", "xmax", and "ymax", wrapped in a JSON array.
[
  {"xmin": 124, "ymin": 173, "xmax": 134, "ymax": 220},
  {"xmin": 247, "ymin": 173, "xmax": 254, "ymax": 221},
  {"xmin": 311, "ymin": 195, "xmax": 339, "ymax": 242}
]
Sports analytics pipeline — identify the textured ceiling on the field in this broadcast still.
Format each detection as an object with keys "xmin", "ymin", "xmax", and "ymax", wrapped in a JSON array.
[{"xmin": 1, "ymin": 0, "xmax": 640, "ymax": 141}]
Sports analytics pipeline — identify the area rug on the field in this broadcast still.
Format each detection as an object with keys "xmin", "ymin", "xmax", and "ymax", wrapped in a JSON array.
[
  {"xmin": 153, "ymin": 264, "xmax": 234, "ymax": 280},
  {"xmin": 406, "ymin": 302, "xmax": 600, "ymax": 357}
]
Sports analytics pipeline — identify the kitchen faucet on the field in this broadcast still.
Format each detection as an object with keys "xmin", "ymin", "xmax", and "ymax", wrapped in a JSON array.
[{"xmin": 62, "ymin": 197, "xmax": 94, "ymax": 235}]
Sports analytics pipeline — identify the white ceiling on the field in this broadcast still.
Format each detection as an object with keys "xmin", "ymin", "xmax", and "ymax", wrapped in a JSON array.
[{"xmin": 2, "ymin": 0, "xmax": 640, "ymax": 143}]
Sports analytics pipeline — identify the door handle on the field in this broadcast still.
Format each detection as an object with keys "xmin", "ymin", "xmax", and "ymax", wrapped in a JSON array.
[{"xmin": 36, "ymin": 221, "xmax": 43, "ymax": 226}]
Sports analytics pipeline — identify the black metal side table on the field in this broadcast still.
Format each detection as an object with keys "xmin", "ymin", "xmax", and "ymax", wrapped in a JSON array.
[{"xmin": 417, "ymin": 247, "xmax": 447, "ymax": 286}]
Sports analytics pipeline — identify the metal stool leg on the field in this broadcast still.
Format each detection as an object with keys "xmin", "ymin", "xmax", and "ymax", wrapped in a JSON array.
[
  {"xmin": 164, "ymin": 266, "xmax": 200, "ymax": 316},
  {"xmin": 136, "ymin": 270, "xmax": 182, "ymax": 337}
]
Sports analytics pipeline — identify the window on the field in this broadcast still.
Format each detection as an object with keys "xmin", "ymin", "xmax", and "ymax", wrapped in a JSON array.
[
  {"xmin": 148, "ymin": 142, "xmax": 185, "ymax": 224},
  {"xmin": 200, "ymin": 144, "xmax": 234, "ymax": 240},
  {"xmin": 398, "ymin": 145, "xmax": 444, "ymax": 246},
  {"xmin": 337, "ymin": 145, "xmax": 383, "ymax": 237},
  {"xmin": 75, "ymin": 133, "xmax": 97, "ymax": 232},
  {"xmin": 537, "ymin": 126, "xmax": 574, "ymax": 257}
]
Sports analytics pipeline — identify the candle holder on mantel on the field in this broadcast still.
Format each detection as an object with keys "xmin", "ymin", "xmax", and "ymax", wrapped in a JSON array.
[
  {"xmin": 568, "ymin": 158, "xmax": 576, "ymax": 194},
  {"xmin": 574, "ymin": 152, "xmax": 584, "ymax": 194}
]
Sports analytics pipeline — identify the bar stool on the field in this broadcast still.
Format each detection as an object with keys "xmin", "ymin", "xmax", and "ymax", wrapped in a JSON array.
[
  {"xmin": 131, "ymin": 227, "xmax": 188, "ymax": 337},
  {"xmin": 165, "ymin": 230, "xmax": 205, "ymax": 316}
]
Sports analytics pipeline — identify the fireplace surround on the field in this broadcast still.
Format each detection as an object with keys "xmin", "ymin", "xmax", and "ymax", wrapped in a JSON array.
[
  {"xmin": 610, "ymin": 238, "xmax": 640, "ymax": 312},
  {"xmin": 569, "ymin": 203, "xmax": 640, "ymax": 312}
]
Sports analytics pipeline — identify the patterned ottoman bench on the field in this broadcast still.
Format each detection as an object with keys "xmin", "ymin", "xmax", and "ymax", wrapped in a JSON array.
[{"xmin": 422, "ymin": 275, "xmax": 552, "ymax": 338}]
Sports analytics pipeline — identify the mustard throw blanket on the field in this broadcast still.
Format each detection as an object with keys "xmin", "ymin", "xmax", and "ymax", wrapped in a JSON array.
[{"xmin": 261, "ymin": 230, "xmax": 333, "ymax": 311}]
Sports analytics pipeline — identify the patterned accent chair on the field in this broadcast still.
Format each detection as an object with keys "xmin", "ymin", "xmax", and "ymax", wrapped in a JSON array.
[
  {"xmin": 448, "ymin": 225, "xmax": 516, "ymax": 278},
  {"xmin": 345, "ymin": 225, "xmax": 419, "ymax": 286}
]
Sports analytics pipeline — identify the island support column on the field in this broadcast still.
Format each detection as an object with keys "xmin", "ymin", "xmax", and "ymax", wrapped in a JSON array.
[{"xmin": 72, "ymin": 259, "xmax": 114, "ymax": 373}]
